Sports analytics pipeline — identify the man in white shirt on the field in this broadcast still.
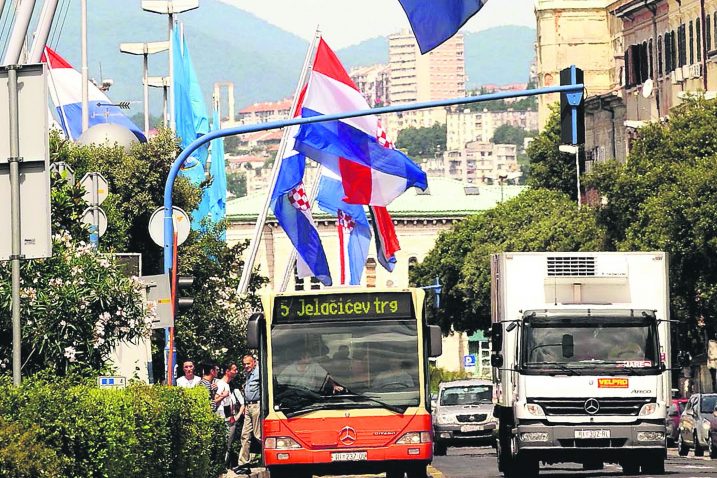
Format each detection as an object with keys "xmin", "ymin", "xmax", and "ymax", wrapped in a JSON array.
[
  {"xmin": 278, "ymin": 351, "xmax": 344, "ymax": 394},
  {"xmin": 177, "ymin": 360, "xmax": 201, "ymax": 388},
  {"xmin": 216, "ymin": 362, "xmax": 241, "ymax": 470}
]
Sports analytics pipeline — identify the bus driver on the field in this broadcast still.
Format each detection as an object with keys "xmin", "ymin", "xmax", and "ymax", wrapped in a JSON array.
[{"xmin": 278, "ymin": 350, "xmax": 344, "ymax": 394}]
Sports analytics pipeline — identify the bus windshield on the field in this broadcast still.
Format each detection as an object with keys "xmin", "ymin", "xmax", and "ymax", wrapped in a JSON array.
[
  {"xmin": 521, "ymin": 316, "xmax": 659, "ymax": 375},
  {"xmin": 271, "ymin": 320, "xmax": 420, "ymax": 415}
]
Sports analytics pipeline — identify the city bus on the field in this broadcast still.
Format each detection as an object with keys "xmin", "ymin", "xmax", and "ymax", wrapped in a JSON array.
[{"xmin": 247, "ymin": 288, "xmax": 442, "ymax": 478}]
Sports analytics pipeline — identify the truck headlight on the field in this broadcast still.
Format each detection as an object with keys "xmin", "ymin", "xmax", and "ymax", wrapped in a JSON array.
[
  {"xmin": 526, "ymin": 403, "xmax": 545, "ymax": 417},
  {"xmin": 638, "ymin": 403, "xmax": 657, "ymax": 416},
  {"xmin": 520, "ymin": 432, "xmax": 549, "ymax": 442},
  {"xmin": 436, "ymin": 414, "xmax": 454, "ymax": 424},
  {"xmin": 265, "ymin": 437, "xmax": 301, "ymax": 449},
  {"xmin": 637, "ymin": 431, "xmax": 664, "ymax": 442}
]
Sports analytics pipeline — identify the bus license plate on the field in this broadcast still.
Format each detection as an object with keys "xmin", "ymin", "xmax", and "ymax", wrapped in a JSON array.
[
  {"xmin": 575, "ymin": 429, "xmax": 610, "ymax": 439},
  {"xmin": 331, "ymin": 451, "xmax": 367, "ymax": 462},
  {"xmin": 461, "ymin": 425, "xmax": 483, "ymax": 433}
]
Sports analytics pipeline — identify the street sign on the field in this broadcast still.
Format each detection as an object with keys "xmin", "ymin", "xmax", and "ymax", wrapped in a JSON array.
[
  {"xmin": 141, "ymin": 273, "xmax": 173, "ymax": 329},
  {"xmin": 0, "ymin": 63, "xmax": 51, "ymax": 261},
  {"xmin": 464, "ymin": 354, "xmax": 477, "ymax": 368},
  {"xmin": 148, "ymin": 206, "xmax": 190, "ymax": 247},
  {"xmin": 80, "ymin": 172, "xmax": 109, "ymax": 205},
  {"xmin": 81, "ymin": 207, "xmax": 107, "ymax": 237},
  {"xmin": 97, "ymin": 376, "xmax": 126, "ymax": 388}
]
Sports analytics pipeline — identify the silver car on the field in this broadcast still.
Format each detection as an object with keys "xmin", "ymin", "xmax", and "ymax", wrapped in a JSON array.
[
  {"xmin": 678, "ymin": 393, "xmax": 717, "ymax": 458},
  {"xmin": 432, "ymin": 379, "xmax": 497, "ymax": 455}
]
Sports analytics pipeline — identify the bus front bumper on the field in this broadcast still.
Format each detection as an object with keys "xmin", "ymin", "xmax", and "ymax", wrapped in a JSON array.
[{"xmin": 264, "ymin": 442, "xmax": 432, "ymax": 468}]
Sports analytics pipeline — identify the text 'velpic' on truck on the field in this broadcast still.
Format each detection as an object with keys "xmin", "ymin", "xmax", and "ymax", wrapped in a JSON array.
[
  {"xmin": 490, "ymin": 252, "xmax": 671, "ymax": 477},
  {"xmin": 246, "ymin": 288, "xmax": 442, "ymax": 478}
]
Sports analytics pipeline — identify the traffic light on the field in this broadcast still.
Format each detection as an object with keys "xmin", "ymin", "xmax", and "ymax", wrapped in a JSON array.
[
  {"xmin": 174, "ymin": 275, "xmax": 195, "ymax": 316},
  {"xmin": 560, "ymin": 66, "xmax": 585, "ymax": 145}
]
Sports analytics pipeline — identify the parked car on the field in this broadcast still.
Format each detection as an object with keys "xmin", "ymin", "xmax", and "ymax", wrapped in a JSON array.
[
  {"xmin": 432, "ymin": 379, "xmax": 497, "ymax": 455},
  {"xmin": 666, "ymin": 398, "xmax": 688, "ymax": 446},
  {"xmin": 678, "ymin": 393, "xmax": 717, "ymax": 457}
]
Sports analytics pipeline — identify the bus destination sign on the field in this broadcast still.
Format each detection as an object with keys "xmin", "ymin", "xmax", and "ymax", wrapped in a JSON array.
[{"xmin": 274, "ymin": 292, "xmax": 413, "ymax": 322}]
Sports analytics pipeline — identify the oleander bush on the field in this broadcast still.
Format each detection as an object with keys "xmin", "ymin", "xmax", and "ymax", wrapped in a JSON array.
[{"xmin": 0, "ymin": 376, "xmax": 226, "ymax": 478}]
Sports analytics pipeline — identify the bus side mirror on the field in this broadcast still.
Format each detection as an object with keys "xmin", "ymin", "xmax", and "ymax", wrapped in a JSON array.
[
  {"xmin": 246, "ymin": 312, "xmax": 264, "ymax": 349},
  {"xmin": 491, "ymin": 354, "xmax": 503, "ymax": 368},
  {"xmin": 561, "ymin": 334, "xmax": 574, "ymax": 358},
  {"xmin": 491, "ymin": 323, "xmax": 503, "ymax": 353},
  {"xmin": 429, "ymin": 325, "xmax": 442, "ymax": 358}
]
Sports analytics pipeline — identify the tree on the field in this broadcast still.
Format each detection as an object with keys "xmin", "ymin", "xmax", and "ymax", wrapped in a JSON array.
[
  {"xmin": 491, "ymin": 124, "xmax": 528, "ymax": 148},
  {"xmin": 227, "ymin": 171, "xmax": 247, "ymax": 198},
  {"xmin": 585, "ymin": 96, "xmax": 717, "ymax": 354},
  {"xmin": 395, "ymin": 123, "xmax": 447, "ymax": 159},
  {"xmin": 526, "ymin": 104, "xmax": 578, "ymax": 199},
  {"xmin": 410, "ymin": 188, "xmax": 604, "ymax": 333}
]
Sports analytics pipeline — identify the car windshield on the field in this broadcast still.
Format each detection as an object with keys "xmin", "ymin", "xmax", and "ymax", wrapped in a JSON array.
[
  {"xmin": 439, "ymin": 385, "xmax": 492, "ymax": 406},
  {"xmin": 701, "ymin": 396, "xmax": 717, "ymax": 413},
  {"xmin": 271, "ymin": 320, "xmax": 420, "ymax": 415},
  {"xmin": 521, "ymin": 316, "xmax": 659, "ymax": 375}
]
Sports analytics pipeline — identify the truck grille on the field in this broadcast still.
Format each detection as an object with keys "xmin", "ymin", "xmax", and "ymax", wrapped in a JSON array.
[
  {"xmin": 456, "ymin": 413, "xmax": 488, "ymax": 423},
  {"xmin": 530, "ymin": 397, "xmax": 653, "ymax": 416},
  {"xmin": 547, "ymin": 256, "xmax": 595, "ymax": 276}
]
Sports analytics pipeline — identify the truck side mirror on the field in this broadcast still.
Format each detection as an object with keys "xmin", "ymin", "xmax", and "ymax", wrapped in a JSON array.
[
  {"xmin": 246, "ymin": 312, "xmax": 264, "ymax": 349},
  {"xmin": 491, "ymin": 323, "xmax": 503, "ymax": 353},
  {"xmin": 428, "ymin": 325, "xmax": 443, "ymax": 358},
  {"xmin": 561, "ymin": 334, "xmax": 574, "ymax": 358}
]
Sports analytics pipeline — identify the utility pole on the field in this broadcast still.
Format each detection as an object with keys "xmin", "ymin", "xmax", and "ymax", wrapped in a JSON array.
[
  {"xmin": 27, "ymin": 0, "xmax": 60, "ymax": 63},
  {"xmin": 81, "ymin": 0, "xmax": 89, "ymax": 133},
  {"xmin": 120, "ymin": 41, "xmax": 169, "ymax": 137},
  {"xmin": 147, "ymin": 76, "xmax": 170, "ymax": 127},
  {"xmin": 3, "ymin": 0, "xmax": 37, "ymax": 65}
]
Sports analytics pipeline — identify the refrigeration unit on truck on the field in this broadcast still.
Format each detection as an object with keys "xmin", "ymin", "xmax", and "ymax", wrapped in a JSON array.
[{"xmin": 490, "ymin": 252, "xmax": 671, "ymax": 477}]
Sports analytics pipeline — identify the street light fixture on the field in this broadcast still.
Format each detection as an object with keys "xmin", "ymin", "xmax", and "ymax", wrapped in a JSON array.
[
  {"xmin": 146, "ymin": 76, "xmax": 171, "ymax": 127},
  {"xmin": 141, "ymin": 0, "xmax": 199, "ymax": 133},
  {"xmin": 559, "ymin": 144, "xmax": 581, "ymax": 209},
  {"xmin": 120, "ymin": 41, "xmax": 169, "ymax": 137}
]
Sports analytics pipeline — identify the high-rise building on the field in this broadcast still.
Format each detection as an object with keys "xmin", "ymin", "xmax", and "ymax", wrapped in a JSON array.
[
  {"xmin": 349, "ymin": 64, "xmax": 391, "ymax": 107},
  {"xmin": 387, "ymin": 30, "xmax": 466, "ymax": 133}
]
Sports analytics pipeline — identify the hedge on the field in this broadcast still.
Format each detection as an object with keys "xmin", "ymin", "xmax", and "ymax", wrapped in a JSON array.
[{"xmin": 0, "ymin": 376, "xmax": 226, "ymax": 478}]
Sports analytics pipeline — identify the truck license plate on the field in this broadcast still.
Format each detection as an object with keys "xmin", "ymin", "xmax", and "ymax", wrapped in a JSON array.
[
  {"xmin": 575, "ymin": 429, "xmax": 610, "ymax": 439},
  {"xmin": 331, "ymin": 451, "xmax": 367, "ymax": 462},
  {"xmin": 461, "ymin": 424, "xmax": 484, "ymax": 433}
]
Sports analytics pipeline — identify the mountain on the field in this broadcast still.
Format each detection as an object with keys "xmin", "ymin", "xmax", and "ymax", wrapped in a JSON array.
[{"xmin": 13, "ymin": 1, "xmax": 534, "ymax": 117}]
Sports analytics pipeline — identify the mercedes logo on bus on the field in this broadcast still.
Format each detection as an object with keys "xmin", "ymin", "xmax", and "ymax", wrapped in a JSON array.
[
  {"xmin": 339, "ymin": 426, "xmax": 357, "ymax": 445},
  {"xmin": 584, "ymin": 398, "xmax": 600, "ymax": 415}
]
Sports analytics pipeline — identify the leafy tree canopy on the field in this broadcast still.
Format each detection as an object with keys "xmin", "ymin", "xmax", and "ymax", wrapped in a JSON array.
[
  {"xmin": 395, "ymin": 123, "xmax": 447, "ymax": 160},
  {"xmin": 410, "ymin": 189, "xmax": 604, "ymax": 333}
]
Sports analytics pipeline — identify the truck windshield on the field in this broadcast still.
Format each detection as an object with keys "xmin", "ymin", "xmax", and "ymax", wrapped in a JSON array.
[
  {"xmin": 521, "ymin": 316, "xmax": 659, "ymax": 374},
  {"xmin": 271, "ymin": 320, "xmax": 420, "ymax": 415}
]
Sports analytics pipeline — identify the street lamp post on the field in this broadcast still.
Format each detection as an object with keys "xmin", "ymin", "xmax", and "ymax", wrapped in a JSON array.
[
  {"xmin": 119, "ymin": 41, "xmax": 169, "ymax": 137},
  {"xmin": 141, "ymin": 1, "xmax": 199, "ymax": 133},
  {"xmin": 559, "ymin": 144, "xmax": 581, "ymax": 209},
  {"xmin": 147, "ymin": 76, "xmax": 170, "ymax": 126}
]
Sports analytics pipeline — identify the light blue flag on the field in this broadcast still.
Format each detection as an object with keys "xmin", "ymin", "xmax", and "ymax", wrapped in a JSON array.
[
  {"xmin": 208, "ymin": 110, "xmax": 227, "ymax": 238},
  {"xmin": 182, "ymin": 34, "xmax": 209, "ymax": 166}
]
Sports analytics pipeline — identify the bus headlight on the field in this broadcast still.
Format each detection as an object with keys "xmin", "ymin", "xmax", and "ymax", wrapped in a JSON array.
[
  {"xmin": 526, "ymin": 403, "xmax": 545, "ymax": 417},
  {"xmin": 396, "ymin": 432, "xmax": 431, "ymax": 444},
  {"xmin": 638, "ymin": 403, "xmax": 657, "ymax": 416},
  {"xmin": 265, "ymin": 437, "xmax": 302, "ymax": 449},
  {"xmin": 436, "ymin": 414, "xmax": 454, "ymax": 424}
]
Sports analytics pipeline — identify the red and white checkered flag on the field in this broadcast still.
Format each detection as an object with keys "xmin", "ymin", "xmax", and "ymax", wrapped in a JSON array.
[
  {"xmin": 288, "ymin": 183, "xmax": 310, "ymax": 211},
  {"xmin": 337, "ymin": 209, "xmax": 355, "ymax": 232},
  {"xmin": 376, "ymin": 118, "xmax": 394, "ymax": 149}
]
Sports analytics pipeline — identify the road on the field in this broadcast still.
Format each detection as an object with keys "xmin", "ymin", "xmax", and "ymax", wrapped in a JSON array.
[{"xmin": 431, "ymin": 446, "xmax": 717, "ymax": 478}]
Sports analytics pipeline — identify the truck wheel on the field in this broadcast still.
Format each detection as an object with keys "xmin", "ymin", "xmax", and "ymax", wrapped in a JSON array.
[
  {"xmin": 694, "ymin": 432, "xmax": 705, "ymax": 457},
  {"xmin": 678, "ymin": 433, "xmax": 689, "ymax": 456},
  {"xmin": 433, "ymin": 441, "xmax": 447, "ymax": 456}
]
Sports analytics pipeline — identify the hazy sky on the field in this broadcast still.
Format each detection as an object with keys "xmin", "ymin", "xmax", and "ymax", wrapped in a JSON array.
[{"xmin": 221, "ymin": 0, "xmax": 536, "ymax": 48}]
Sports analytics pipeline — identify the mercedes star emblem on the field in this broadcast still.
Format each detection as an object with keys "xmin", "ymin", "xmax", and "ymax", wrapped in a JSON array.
[
  {"xmin": 584, "ymin": 398, "xmax": 600, "ymax": 415},
  {"xmin": 339, "ymin": 426, "xmax": 357, "ymax": 445}
]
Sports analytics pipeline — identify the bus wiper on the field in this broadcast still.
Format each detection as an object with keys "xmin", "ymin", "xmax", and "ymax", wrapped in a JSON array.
[
  {"xmin": 284, "ymin": 402, "xmax": 350, "ymax": 418},
  {"xmin": 331, "ymin": 393, "xmax": 407, "ymax": 414}
]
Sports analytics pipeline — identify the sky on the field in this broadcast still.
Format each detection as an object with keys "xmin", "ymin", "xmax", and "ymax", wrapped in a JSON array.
[{"xmin": 221, "ymin": 0, "xmax": 537, "ymax": 49}]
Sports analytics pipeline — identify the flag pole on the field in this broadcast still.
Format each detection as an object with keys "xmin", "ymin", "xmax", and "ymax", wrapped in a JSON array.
[{"xmin": 237, "ymin": 28, "xmax": 321, "ymax": 295}]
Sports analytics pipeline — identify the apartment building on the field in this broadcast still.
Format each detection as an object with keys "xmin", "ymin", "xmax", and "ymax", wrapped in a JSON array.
[
  {"xmin": 236, "ymin": 99, "xmax": 292, "ymax": 125},
  {"xmin": 349, "ymin": 64, "xmax": 391, "ymax": 107},
  {"xmin": 427, "ymin": 142, "xmax": 519, "ymax": 183},
  {"xmin": 446, "ymin": 108, "xmax": 540, "ymax": 150},
  {"xmin": 386, "ymin": 30, "xmax": 466, "ymax": 133}
]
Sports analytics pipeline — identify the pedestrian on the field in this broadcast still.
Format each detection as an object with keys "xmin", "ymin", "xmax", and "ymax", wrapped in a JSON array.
[
  {"xmin": 217, "ymin": 362, "xmax": 240, "ymax": 471},
  {"xmin": 235, "ymin": 354, "xmax": 261, "ymax": 474},
  {"xmin": 199, "ymin": 363, "xmax": 221, "ymax": 411},
  {"xmin": 177, "ymin": 360, "xmax": 201, "ymax": 388}
]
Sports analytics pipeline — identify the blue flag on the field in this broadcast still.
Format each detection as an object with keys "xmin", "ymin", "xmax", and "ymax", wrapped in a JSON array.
[{"xmin": 398, "ymin": 0, "xmax": 488, "ymax": 54}]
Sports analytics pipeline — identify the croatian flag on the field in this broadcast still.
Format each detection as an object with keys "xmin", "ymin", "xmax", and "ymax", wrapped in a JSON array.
[
  {"xmin": 42, "ymin": 47, "xmax": 145, "ymax": 142},
  {"xmin": 294, "ymin": 38, "xmax": 427, "ymax": 206},
  {"xmin": 398, "ymin": 0, "xmax": 489, "ymax": 54},
  {"xmin": 316, "ymin": 168, "xmax": 371, "ymax": 285},
  {"xmin": 369, "ymin": 205, "xmax": 400, "ymax": 272}
]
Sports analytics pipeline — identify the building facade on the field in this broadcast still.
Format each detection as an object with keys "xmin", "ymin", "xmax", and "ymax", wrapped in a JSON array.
[
  {"xmin": 236, "ymin": 99, "xmax": 292, "ymax": 125},
  {"xmin": 349, "ymin": 64, "xmax": 391, "ymax": 107},
  {"xmin": 446, "ymin": 108, "xmax": 540, "ymax": 151}
]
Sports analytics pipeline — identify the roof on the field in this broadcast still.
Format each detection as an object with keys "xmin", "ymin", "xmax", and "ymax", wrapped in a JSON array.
[
  {"xmin": 226, "ymin": 176, "xmax": 528, "ymax": 222},
  {"xmin": 238, "ymin": 99, "xmax": 292, "ymax": 114}
]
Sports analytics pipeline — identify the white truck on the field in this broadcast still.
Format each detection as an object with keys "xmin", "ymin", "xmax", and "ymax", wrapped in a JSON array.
[{"xmin": 490, "ymin": 252, "xmax": 670, "ymax": 477}]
